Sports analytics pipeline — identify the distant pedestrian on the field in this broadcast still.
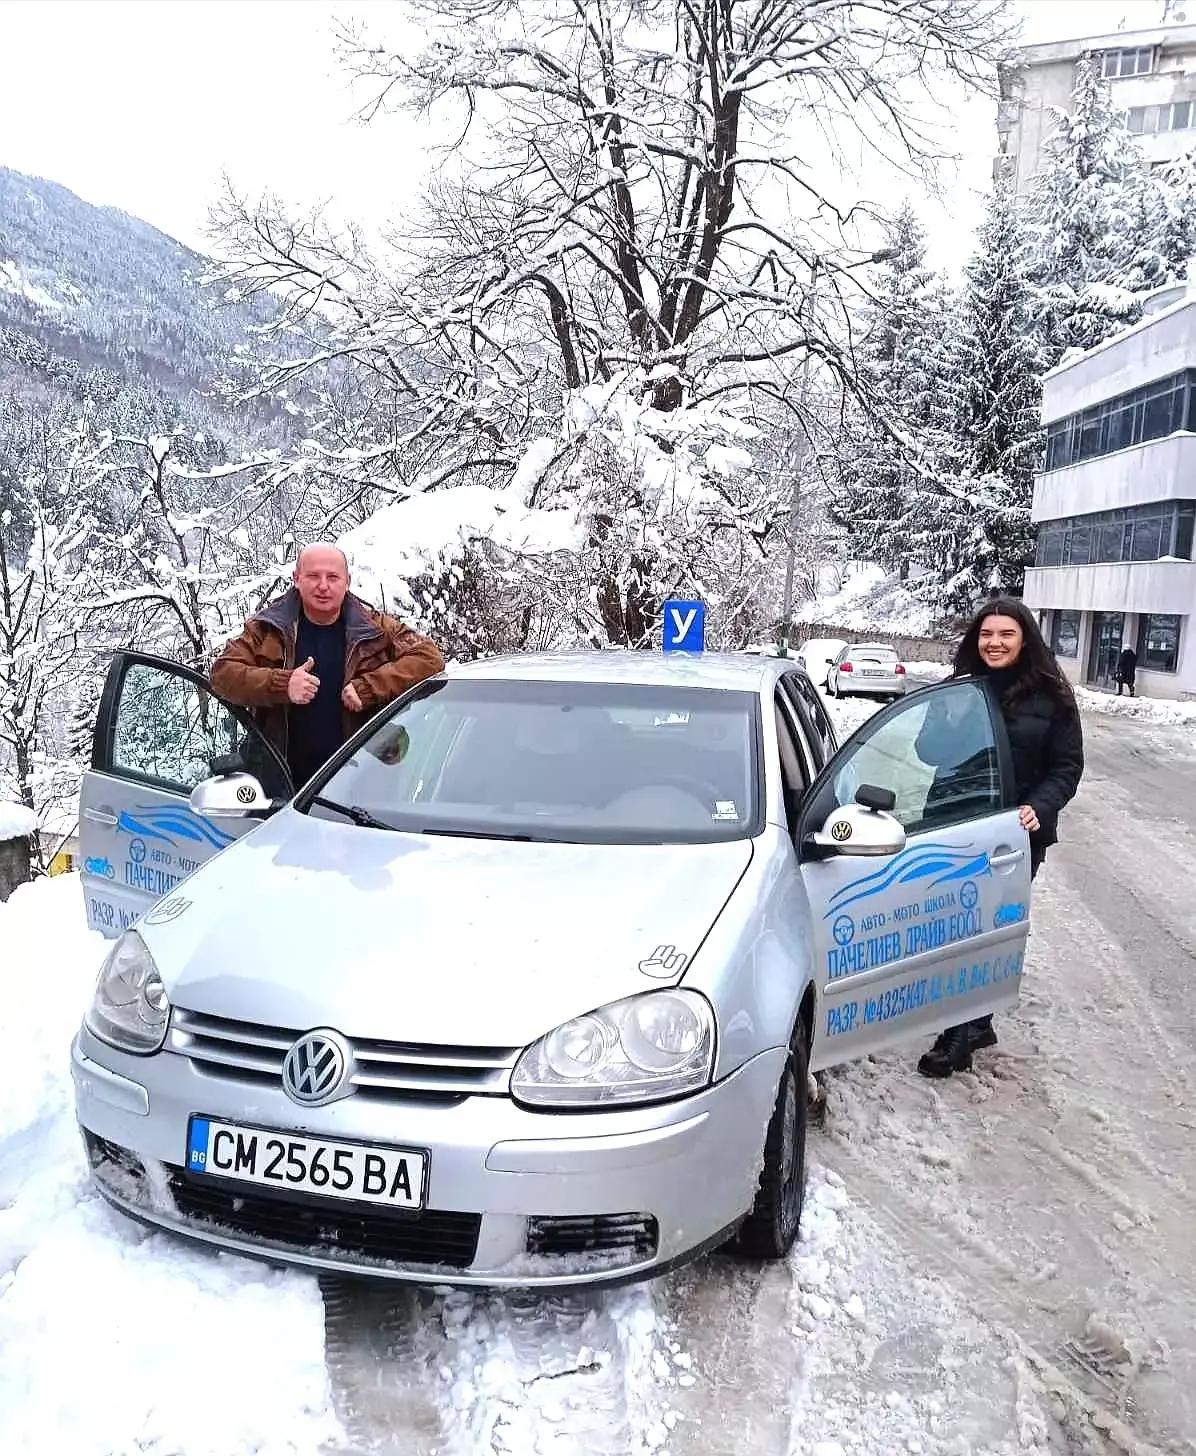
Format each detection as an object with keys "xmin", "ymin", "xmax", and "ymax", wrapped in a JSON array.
[
  {"xmin": 211, "ymin": 544, "xmax": 445, "ymax": 788},
  {"xmin": 915, "ymin": 597, "xmax": 1084, "ymax": 1079},
  {"xmin": 1116, "ymin": 644, "xmax": 1137, "ymax": 697}
]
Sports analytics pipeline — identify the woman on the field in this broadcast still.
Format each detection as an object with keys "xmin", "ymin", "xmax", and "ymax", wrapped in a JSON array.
[{"xmin": 916, "ymin": 597, "xmax": 1084, "ymax": 1079}]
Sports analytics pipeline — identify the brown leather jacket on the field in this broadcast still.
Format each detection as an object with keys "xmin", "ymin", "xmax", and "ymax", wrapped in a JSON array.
[{"xmin": 209, "ymin": 588, "xmax": 444, "ymax": 765}]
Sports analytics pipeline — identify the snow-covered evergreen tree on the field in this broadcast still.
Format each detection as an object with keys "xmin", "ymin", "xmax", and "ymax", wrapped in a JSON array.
[
  {"xmin": 1024, "ymin": 55, "xmax": 1179, "ymax": 363},
  {"xmin": 954, "ymin": 177, "xmax": 1045, "ymax": 599},
  {"xmin": 831, "ymin": 205, "xmax": 970, "ymax": 591}
]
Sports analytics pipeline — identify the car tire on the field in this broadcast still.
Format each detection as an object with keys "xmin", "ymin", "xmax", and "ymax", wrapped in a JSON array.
[
  {"xmin": 733, "ymin": 1023, "xmax": 808, "ymax": 1260},
  {"xmin": 826, "ymin": 677, "xmax": 838, "ymax": 698}
]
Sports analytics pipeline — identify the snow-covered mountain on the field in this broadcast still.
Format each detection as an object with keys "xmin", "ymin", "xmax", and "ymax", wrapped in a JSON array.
[{"xmin": 0, "ymin": 165, "xmax": 268, "ymax": 401}]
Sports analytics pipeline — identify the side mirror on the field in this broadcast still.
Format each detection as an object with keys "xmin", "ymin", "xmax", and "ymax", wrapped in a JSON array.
[
  {"xmin": 189, "ymin": 772, "xmax": 272, "ymax": 820},
  {"xmin": 805, "ymin": 785, "xmax": 906, "ymax": 858}
]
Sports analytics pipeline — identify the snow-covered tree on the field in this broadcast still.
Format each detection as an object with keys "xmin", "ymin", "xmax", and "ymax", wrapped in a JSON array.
[
  {"xmin": 0, "ymin": 399, "xmax": 88, "ymax": 825},
  {"xmin": 209, "ymin": 0, "xmax": 1013, "ymax": 648},
  {"xmin": 829, "ymin": 205, "xmax": 970, "ymax": 587},
  {"xmin": 951, "ymin": 177, "xmax": 1045, "ymax": 600},
  {"xmin": 1024, "ymin": 54, "xmax": 1180, "ymax": 363}
]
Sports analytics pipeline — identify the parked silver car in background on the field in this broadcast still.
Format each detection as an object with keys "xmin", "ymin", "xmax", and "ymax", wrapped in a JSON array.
[
  {"xmin": 827, "ymin": 642, "xmax": 908, "ymax": 701},
  {"xmin": 74, "ymin": 650, "xmax": 1032, "ymax": 1288}
]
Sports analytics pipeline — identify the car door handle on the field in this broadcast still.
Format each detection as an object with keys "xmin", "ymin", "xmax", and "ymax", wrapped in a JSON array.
[
  {"xmin": 83, "ymin": 809, "xmax": 118, "ymax": 827},
  {"xmin": 990, "ymin": 849, "xmax": 1025, "ymax": 868}
]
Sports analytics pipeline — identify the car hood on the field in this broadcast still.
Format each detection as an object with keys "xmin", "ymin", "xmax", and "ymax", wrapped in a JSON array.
[{"xmin": 142, "ymin": 808, "xmax": 753, "ymax": 1046}]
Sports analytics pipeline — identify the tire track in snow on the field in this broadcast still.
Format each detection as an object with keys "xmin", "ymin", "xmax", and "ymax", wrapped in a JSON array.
[{"xmin": 321, "ymin": 1277, "xmax": 677, "ymax": 1455}]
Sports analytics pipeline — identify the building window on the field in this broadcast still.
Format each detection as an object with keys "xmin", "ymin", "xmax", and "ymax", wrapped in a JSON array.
[
  {"xmin": 1034, "ymin": 501, "xmax": 1196, "ymax": 568},
  {"xmin": 1044, "ymin": 372, "xmax": 1191, "ymax": 472},
  {"xmin": 1127, "ymin": 100, "xmax": 1196, "ymax": 135},
  {"xmin": 1050, "ymin": 611, "xmax": 1081, "ymax": 659},
  {"xmin": 1137, "ymin": 614, "xmax": 1182, "ymax": 672},
  {"xmin": 1100, "ymin": 47, "xmax": 1154, "ymax": 79}
]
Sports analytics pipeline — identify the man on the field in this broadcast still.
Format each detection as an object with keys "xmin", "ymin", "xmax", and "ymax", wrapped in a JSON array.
[
  {"xmin": 1116, "ymin": 643, "xmax": 1137, "ymax": 697},
  {"xmin": 210, "ymin": 544, "xmax": 445, "ymax": 786}
]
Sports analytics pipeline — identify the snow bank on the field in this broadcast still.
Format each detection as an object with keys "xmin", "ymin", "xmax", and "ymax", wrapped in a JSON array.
[
  {"xmin": 1075, "ymin": 686, "xmax": 1196, "ymax": 726},
  {"xmin": 0, "ymin": 875, "xmax": 341, "ymax": 1456},
  {"xmin": 903, "ymin": 659, "xmax": 951, "ymax": 681},
  {"xmin": 0, "ymin": 874, "xmax": 104, "ymax": 1143},
  {"xmin": 0, "ymin": 801, "xmax": 37, "ymax": 841}
]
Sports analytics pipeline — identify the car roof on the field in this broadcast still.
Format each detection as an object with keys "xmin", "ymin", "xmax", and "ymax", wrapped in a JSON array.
[
  {"xmin": 850, "ymin": 641, "xmax": 897, "ymax": 651},
  {"xmin": 446, "ymin": 649, "xmax": 799, "ymax": 692}
]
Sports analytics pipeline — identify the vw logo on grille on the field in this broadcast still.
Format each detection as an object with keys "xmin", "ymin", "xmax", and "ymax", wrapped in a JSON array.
[{"xmin": 282, "ymin": 1029, "xmax": 352, "ymax": 1105}]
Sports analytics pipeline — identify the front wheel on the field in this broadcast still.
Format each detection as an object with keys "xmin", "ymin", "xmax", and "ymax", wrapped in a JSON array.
[{"xmin": 733, "ymin": 1024, "xmax": 808, "ymax": 1259}]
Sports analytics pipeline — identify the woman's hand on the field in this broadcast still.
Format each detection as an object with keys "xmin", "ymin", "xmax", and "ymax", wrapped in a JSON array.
[{"xmin": 1018, "ymin": 804, "xmax": 1040, "ymax": 833}]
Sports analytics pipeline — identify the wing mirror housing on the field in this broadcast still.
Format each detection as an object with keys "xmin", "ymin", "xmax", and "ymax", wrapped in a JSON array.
[
  {"xmin": 805, "ymin": 785, "xmax": 906, "ymax": 859},
  {"xmin": 189, "ymin": 772, "xmax": 273, "ymax": 820}
]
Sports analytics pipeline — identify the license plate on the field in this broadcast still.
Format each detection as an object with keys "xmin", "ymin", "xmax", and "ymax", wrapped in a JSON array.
[
  {"xmin": 186, "ymin": 1116, "xmax": 427, "ymax": 1209},
  {"xmin": 861, "ymin": 668, "xmax": 884, "ymax": 677}
]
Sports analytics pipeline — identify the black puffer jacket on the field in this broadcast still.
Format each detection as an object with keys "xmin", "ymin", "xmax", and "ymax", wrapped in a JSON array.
[{"xmin": 1000, "ymin": 688, "xmax": 1084, "ymax": 849}]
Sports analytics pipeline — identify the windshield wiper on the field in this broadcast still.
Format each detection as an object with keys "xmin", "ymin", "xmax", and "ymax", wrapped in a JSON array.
[
  {"xmin": 419, "ymin": 826, "xmax": 535, "ymax": 841},
  {"xmin": 308, "ymin": 796, "xmax": 396, "ymax": 831}
]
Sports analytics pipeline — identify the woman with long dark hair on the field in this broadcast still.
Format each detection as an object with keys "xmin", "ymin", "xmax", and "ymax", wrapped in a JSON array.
[{"xmin": 916, "ymin": 597, "xmax": 1084, "ymax": 1079}]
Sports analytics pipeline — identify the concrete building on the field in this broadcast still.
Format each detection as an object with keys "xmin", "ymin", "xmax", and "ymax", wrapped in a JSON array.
[
  {"xmin": 1023, "ymin": 284, "xmax": 1196, "ymax": 700},
  {"xmin": 997, "ymin": 17, "xmax": 1196, "ymax": 194}
]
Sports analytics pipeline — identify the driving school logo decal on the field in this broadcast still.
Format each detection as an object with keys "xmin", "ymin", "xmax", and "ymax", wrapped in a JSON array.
[
  {"xmin": 824, "ymin": 844, "xmax": 992, "ymax": 919},
  {"xmin": 117, "ymin": 804, "xmax": 235, "ymax": 851}
]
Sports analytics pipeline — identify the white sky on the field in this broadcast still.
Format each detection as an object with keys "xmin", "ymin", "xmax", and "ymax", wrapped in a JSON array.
[{"xmin": 0, "ymin": 0, "xmax": 1174, "ymax": 272}]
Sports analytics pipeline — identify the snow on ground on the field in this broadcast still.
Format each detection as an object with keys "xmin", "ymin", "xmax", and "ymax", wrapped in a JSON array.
[
  {"xmin": 1075, "ymin": 684, "xmax": 1196, "ymax": 726},
  {"xmin": 0, "ymin": 874, "xmax": 341, "ymax": 1456},
  {"xmin": 0, "ymin": 257, "xmax": 66, "ymax": 311},
  {"xmin": 794, "ymin": 566, "xmax": 937, "ymax": 638}
]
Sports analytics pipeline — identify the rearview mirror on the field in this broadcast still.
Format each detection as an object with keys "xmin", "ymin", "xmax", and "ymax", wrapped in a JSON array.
[
  {"xmin": 189, "ymin": 772, "xmax": 272, "ymax": 820},
  {"xmin": 805, "ymin": 787, "xmax": 906, "ymax": 859}
]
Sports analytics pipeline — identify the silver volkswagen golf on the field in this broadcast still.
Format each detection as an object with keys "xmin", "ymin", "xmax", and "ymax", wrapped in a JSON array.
[{"xmin": 74, "ymin": 650, "xmax": 1033, "ymax": 1286}]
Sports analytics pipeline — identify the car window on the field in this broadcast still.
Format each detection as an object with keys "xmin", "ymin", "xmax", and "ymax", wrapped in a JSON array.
[
  {"xmin": 827, "ymin": 681, "xmax": 1002, "ymax": 834},
  {"xmin": 773, "ymin": 699, "xmax": 806, "ymax": 834},
  {"xmin": 783, "ymin": 673, "xmax": 835, "ymax": 763},
  {"xmin": 311, "ymin": 679, "xmax": 761, "ymax": 845},
  {"xmin": 106, "ymin": 661, "xmax": 288, "ymax": 797}
]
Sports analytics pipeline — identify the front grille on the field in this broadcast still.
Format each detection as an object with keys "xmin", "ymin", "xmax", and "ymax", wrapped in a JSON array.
[
  {"xmin": 167, "ymin": 1174, "xmax": 482, "ymax": 1270},
  {"xmin": 526, "ymin": 1213, "xmax": 659, "ymax": 1261},
  {"xmin": 168, "ymin": 1007, "xmax": 520, "ymax": 1103},
  {"xmin": 85, "ymin": 1131, "xmax": 481, "ymax": 1270}
]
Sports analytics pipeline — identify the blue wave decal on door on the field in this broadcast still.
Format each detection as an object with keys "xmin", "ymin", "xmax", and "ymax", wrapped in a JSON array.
[
  {"xmin": 825, "ymin": 844, "xmax": 991, "ymax": 918},
  {"xmin": 117, "ymin": 805, "xmax": 235, "ymax": 850}
]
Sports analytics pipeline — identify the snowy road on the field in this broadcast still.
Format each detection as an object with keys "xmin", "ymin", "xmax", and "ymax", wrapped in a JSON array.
[{"xmin": 3, "ymin": 709, "xmax": 1193, "ymax": 1456}]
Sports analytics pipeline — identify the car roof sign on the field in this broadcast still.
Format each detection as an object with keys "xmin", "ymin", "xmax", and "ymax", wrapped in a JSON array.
[{"xmin": 662, "ymin": 599, "xmax": 705, "ymax": 653}]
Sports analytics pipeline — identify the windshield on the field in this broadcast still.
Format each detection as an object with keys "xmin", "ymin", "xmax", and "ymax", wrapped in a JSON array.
[{"xmin": 305, "ymin": 678, "xmax": 760, "ymax": 844}]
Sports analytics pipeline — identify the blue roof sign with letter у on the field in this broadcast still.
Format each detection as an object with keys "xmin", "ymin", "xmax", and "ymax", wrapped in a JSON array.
[{"xmin": 662, "ymin": 599, "xmax": 705, "ymax": 653}]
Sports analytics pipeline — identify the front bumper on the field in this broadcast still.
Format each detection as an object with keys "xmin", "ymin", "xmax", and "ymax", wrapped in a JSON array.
[{"xmin": 72, "ymin": 1026, "xmax": 783, "ymax": 1288}]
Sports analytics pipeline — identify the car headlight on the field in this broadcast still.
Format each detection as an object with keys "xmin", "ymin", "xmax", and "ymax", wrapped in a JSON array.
[
  {"xmin": 511, "ymin": 990, "xmax": 715, "ymax": 1108},
  {"xmin": 85, "ymin": 930, "xmax": 171, "ymax": 1054}
]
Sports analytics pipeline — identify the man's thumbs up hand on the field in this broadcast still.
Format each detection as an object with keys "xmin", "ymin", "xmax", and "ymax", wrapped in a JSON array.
[{"xmin": 288, "ymin": 657, "xmax": 320, "ymax": 705}]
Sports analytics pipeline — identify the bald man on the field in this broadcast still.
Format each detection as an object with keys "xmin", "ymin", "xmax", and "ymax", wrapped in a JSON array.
[{"xmin": 210, "ymin": 544, "xmax": 445, "ymax": 787}]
